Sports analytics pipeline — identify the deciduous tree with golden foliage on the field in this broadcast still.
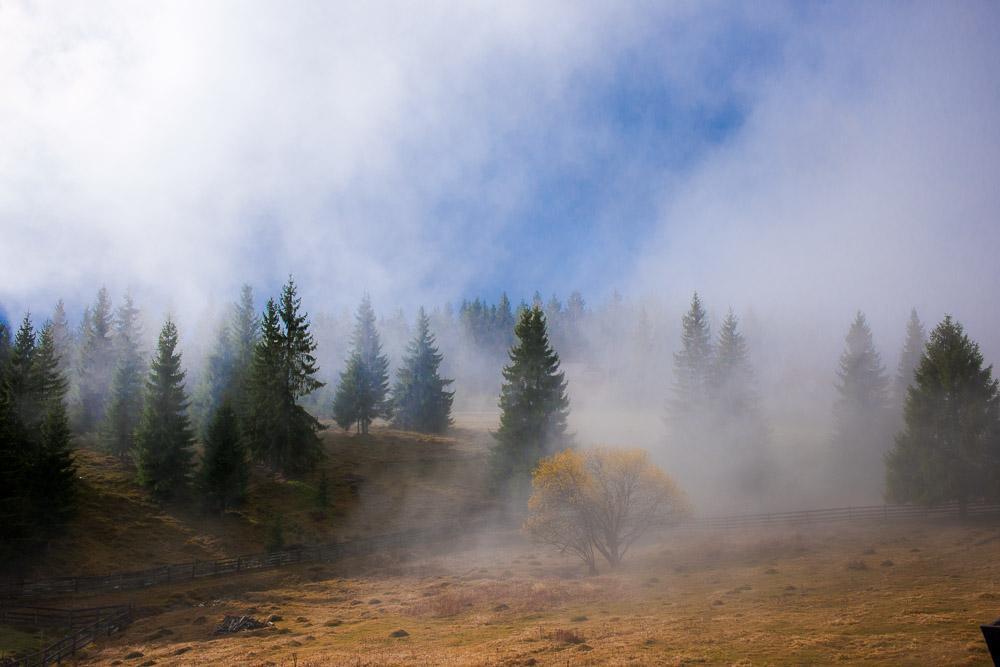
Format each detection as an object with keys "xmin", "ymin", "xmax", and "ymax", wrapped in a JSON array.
[{"xmin": 524, "ymin": 448, "xmax": 688, "ymax": 574}]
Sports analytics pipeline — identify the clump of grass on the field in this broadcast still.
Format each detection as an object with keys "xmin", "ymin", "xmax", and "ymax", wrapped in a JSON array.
[
  {"xmin": 846, "ymin": 560, "xmax": 868, "ymax": 571},
  {"xmin": 571, "ymin": 615, "xmax": 588, "ymax": 622},
  {"xmin": 551, "ymin": 628, "xmax": 585, "ymax": 645},
  {"xmin": 880, "ymin": 560, "xmax": 894, "ymax": 567}
]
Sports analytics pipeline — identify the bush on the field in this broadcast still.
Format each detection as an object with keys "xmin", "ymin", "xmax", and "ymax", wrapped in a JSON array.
[{"xmin": 524, "ymin": 447, "xmax": 688, "ymax": 573}]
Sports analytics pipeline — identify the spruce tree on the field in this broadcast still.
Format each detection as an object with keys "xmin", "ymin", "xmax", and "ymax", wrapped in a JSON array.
[
  {"xmin": 50, "ymin": 300, "xmax": 75, "ymax": 392},
  {"xmin": 30, "ymin": 323, "xmax": 76, "ymax": 531},
  {"xmin": 246, "ymin": 279, "xmax": 324, "ymax": 473},
  {"xmin": 332, "ymin": 296, "xmax": 391, "ymax": 434},
  {"xmin": 194, "ymin": 285, "xmax": 260, "ymax": 435},
  {"xmin": 667, "ymin": 292, "xmax": 714, "ymax": 468},
  {"xmin": 390, "ymin": 308, "xmax": 454, "ymax": 433},
  {"xmin": 832, "ymin": 311, "xmax": 891, "ymax": 497},
  {"xmin": 709, "ymin": 310, "xmax": 770, "ymax": 492},
  {"xmin": 894, "ymin": 308, "xmax": 927, "ymax": 410},
  {"xmin": 199, "ymin": 400, "xmax": 247, "ymax": 512},
  {"xmin": 489, "ymin": 306, "xmax": 570, "ymax": 498},
  {"xmin": 711, "ymin": 310, "xmax": 755, "ymax": 414},
  {"xmin": 886, "ymin": 316, "xmax": 1000, "ymax": 512},
  {"xmin": 9, "ymin": 315, "xmax": 39, "ymax": 426},
  {"xmin": 0, "ymin": 317, "xmax": 76, "ymax": 558},
  {"xmin": 101, "ymin": 294, "xmax": 145, "ymax": 460},
  {"xmin": 133, "ymin": 318, "xmax": 195, "ymax": 501},
  {"xmin": 76, "ymin": 287, "xmax": 115, "ymax": 431},
  {"xmin": 671, "ymin": 293, "xmax": 713, "ymax": 416},
  {"xmin": 230, "ymin": 284, "xmax": 260, "ymax": 415}
]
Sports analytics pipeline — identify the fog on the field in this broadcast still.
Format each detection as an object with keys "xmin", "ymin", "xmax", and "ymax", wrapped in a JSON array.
[{"xmin": 2, "ymin": 2, "xmax": 999, "ymax": 516}]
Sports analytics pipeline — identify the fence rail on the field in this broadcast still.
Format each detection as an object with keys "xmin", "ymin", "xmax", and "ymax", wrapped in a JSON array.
[
  {"xmin": 680, "ymin": 501, "xmax": 1000, "ymax": 530},
  {"xmin": 0, "ymin": 604, "xmax": 132, "ymax": 667},
  {"xmin": 2, "ymin": 502, "xmax": 999, "ymax": 602}
]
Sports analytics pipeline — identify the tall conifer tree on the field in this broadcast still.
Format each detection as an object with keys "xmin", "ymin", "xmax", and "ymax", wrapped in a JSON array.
[
  {"xmin": 832, "ymin": 311, "xmax": 891, "ymax": 497},
  {"xmin": 489, "ymin": 306, "xmax": 570, "ymax": 498},
  {"xmin": 133, "ymin": 319, "xmax": 195, "ymax": 501},
  {"xmin": 50, "ymin": 300, "xmax": 75, "ymax": 394},
  {"xmin": 30, "ymin": 323, "xmax": 76, "ymax": 530},
  {"xmin": 199, "ymin": 400, "xmax": 247, "ymax": 512},
  {"xmin": 391, "ymin": 308, "xmax": 454, "ymax": 433},
  {"xmin": 894, "ymin": 308, "xmax": 927, "ymax": 411},
  {"xmin": 102, "ymin": 294, "xmax": 145, "ymax": 460},
  {"xmin": 332, "ymin": 296, "xmax": 391, "ymax": 434},
  {"xmin": 886, "ymin": 317, "xmax": 1000, "ymax": 512},
  {"xmin": 672, "ymin": 293, "xmax": 713, "ymax": 416},
  {"xmin": 247, "ymin": 279, "xmax": 324, "ymax": 473},
  {"xmin": 76, "ymin": 287, "xmax": 115, "ymax": 431}
]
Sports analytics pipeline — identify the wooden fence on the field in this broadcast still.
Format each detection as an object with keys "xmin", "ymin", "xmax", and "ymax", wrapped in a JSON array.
[
  {"xmin": 0, "ymin": 524, "xmax": 458, "ymax": 601},
  {"xmin": 681, "ymin": 500, "xmax": 1000, "ymax": 530},
  {"xmin": 0, "ymin": 604, "xmax": 132, "ymax": 667},
  {"xmin": 2, "ymin": 502, "xmax": 999, "ymax": 602}
]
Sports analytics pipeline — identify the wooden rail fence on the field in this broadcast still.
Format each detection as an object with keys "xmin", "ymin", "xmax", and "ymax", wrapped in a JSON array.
[
  {"xmin": 0, "ymin": 603, "xmax": 132, "ymax": 667},
  {"xmin": 2, "ymin": 502, "xmax": 998, "ymax": 602}
]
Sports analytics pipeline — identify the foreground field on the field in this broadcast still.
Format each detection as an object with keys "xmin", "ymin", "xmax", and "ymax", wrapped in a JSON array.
[{"xmin": 56, "ymin": 518, "xmax": 1000, "ymax": 665}]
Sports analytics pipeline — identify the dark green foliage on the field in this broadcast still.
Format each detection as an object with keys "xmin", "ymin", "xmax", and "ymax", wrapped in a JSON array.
[
  {"xmin": 886, "ymin": 316, "xmax": 1000, "ymax": 508},
  {"xmin": 832, "ymin": 311, "xmax": 892, "ymax": 496},
  {"xmin": 332, "ymin": 296, "xmax": 391, "ymax": 434},
  {"xmin": 76, "ymin": 287, "xmax": 115, "ymax": 431},
  {"xmin": 195, "ymin": 285, "xmax": 260, "ymax": 435},
  {"xmin": 31, "ymin": 325, "xmax": 76, "ymax": 530},
  {"xmin": 315, "ymin": 471, "xmax": 329, "ymax": 509},
  {"xmin": 266, "ymin": 515, "xmax": 285, "ymax": 553},
  {"xmin": 101, "ymin": 294, "xmax": 145, "ymax": 461},
  {"xmin": 199, "ymin": 400, "xmax": 247, "ymax": 513},
  {"xmin": 9, "ymin": 315, "xmax": 40, "ymax": 425},
  {"xmin": 391, "ymin": 308, "xmax": 454, "ymax": 433},
  {"xmin": 894, "ymin": 308, "xmax": 927, "ymax": 410},
  {"xmin": 133, "ymin": 319, "xmax": 195, "ymax": 501},
  {"xmin": 0, "ymin": 317, "xmax": 76, "ymax": 562},
  {"xmin": 246, "ymin": 279, "xmax": 325, "ymax": 474},
  {"xmin": 489, "ymin": 306, "xmax": 570, "ymax": 499}
]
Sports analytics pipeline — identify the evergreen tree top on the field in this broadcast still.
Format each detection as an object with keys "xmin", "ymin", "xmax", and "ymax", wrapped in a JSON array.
[
  {"xmin": 714, "ymin": 309, "xmax": 750, "ymax": 377},
  {"xmin": 500, "ymin": 306, "xmax": 569, "ymax": 416},
  {"xmin": 90, "ymin": 287, "xmax": 113, "ymax": 337},
  {"xmin": 834, "ymin": 311, "xmax": 889, "ymax": 417},
  {"xmin": 148, "ymin": 318, "xmax": 188, "ymax": 409},
  {"xmin": 34, "ymin": 322, "xmax": 68, "ymax": 403},
  {"xmin": 896, "ymin": 308, "xmax": 927, "ymax": 389},
  {"xmin": 114, "ymin": 292, "xmax": 143, "ymax": 352}
]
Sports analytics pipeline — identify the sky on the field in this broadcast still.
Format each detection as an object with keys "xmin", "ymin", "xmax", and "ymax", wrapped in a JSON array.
[{"xmin": 1, "ymin": 1, "xmax": 998, "ymax": 361}]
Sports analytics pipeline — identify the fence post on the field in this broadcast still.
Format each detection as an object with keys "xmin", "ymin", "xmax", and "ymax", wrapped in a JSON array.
[{"xmin": 237, "ymin": 557, "xmax": 242, "ymax": 573}]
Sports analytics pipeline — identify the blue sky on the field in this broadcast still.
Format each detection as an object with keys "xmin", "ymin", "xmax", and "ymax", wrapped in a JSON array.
[{"xmin": 1, "ymin": 1, "xmax": 999, "ymax": 360}]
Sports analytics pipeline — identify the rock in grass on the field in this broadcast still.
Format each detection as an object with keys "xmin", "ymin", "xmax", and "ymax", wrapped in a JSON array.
[{"xmin": 389, "ymin": 628, "xmax": 410, "ymax": 638}]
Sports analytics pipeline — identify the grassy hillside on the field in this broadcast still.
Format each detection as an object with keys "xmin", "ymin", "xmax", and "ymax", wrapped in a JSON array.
[{"xmin": 25, "ymin": 414, "xmax": 496, "ymax": 578}]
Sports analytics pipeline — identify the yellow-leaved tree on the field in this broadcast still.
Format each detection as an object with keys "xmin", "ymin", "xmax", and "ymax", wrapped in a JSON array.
[{"xmin": 524, "ymin": 448, "xmax": 688, "ymax": 574}]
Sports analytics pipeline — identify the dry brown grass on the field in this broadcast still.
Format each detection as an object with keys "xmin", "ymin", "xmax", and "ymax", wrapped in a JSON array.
[{"xmin": 53, "ymin": 518, "xmax": 1000, "ymax": 666}]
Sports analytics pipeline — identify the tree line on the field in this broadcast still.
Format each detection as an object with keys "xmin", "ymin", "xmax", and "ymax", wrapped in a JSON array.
[{"xmin": 1, "ymin": 281, "xmax": 997, "ymax": 567}]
